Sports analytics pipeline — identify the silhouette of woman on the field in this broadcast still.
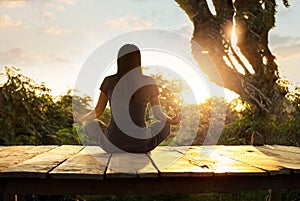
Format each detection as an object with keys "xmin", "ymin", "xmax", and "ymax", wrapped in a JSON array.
[{"xmin": 74, "ymin": 44, "xmax": 180, "ymax": 153}]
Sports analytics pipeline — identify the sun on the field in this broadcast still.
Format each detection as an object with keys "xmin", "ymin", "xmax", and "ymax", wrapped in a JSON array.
[
  {"xmin": 94, "ymin": 49, "xmax": 238, "ymax": 107},
  {"xmin": 141, "ymin": 50, "xmax": 211, "ymax": 104}
]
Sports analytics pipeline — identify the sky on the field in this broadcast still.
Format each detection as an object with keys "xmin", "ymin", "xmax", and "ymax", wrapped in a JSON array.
[{"xmin": 0, "ymin": 0, "xmax": 299, "ymax": 104}]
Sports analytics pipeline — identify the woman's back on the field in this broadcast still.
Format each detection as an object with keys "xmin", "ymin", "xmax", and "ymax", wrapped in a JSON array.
[{"xmin": 100, "ymin": 72, "xmax": 159, "ymax": 151}]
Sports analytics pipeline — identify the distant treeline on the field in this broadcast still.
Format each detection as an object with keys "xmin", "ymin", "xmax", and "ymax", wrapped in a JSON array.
[{"xmin": 0, "ymin": 67, "xmax": 299, "ymax": 146}]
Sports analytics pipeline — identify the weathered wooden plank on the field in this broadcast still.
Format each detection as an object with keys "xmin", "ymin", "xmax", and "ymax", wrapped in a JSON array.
[
  {"xmin": 0, "ymin": 145, "xmax": 83, "ymax": 178},
  {"xmin": 173, "ymin": 146, "xmax": 266, "ymax": 176},
  {"xmin": 149, "ymin": 146, "xmax": 213, "ymax": 177},
  {"xmin": 0, "ymin": 146, "xmax": 57, "ymax": 172},
  {"xmin": 256, "ymin": 146, "xmax": 300, "ymax": 173},
  {"xmin": 264, "ymin": 145, "xmax": 300, "ymax": 155},
  {"xmin": 106, "ymin": 152, "xmax": 158, "ymax": 178},
  {"xmin": 0, "ymin": 146, "xmax": 35, "ymax": 171},
  {"xmin": 215, "ymin": 146, "xmax": 290, "ymax": 175},
  {"xmin": 50, "ymin": 146, "xmax": 110, "ymax": 180},
  {"xmin": 0, "ymin": 145, "xmax": 298, "ymax": 181}
]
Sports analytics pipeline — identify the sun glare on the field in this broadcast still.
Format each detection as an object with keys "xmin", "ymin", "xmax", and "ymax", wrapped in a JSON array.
[
  {"xmin": 142, "ymin": 50, "xmax": 211, "ymax": 104},
  {"xmin": 230, "ymin": 22, "xmax": 255, "ymax": 74},
  {"xmin": 93, "ymin": 49, "xmax": 238, "ymax": 107}
]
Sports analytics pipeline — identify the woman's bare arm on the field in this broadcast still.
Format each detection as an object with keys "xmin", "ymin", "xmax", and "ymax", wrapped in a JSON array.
[
  {"xmin": 150, "ymin": 96, "xmax": 180, "ymax": 125},
  {"xmin": 73, "ymin": 92, "xmax": 108, "ymax": 123}
]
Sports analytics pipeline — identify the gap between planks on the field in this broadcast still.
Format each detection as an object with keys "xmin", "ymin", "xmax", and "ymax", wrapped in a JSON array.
[
  {"xmin": 0, "ymin": 145, "xmax": 83, "ymax": 179},
  {"xmin": 50, "ymin": 146, "xmax": 110, "ymax": 180}
]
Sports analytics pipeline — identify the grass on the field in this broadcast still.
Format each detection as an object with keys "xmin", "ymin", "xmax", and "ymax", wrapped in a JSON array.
[{"xmin": 77, "ymin": 189, "xmax": 300, "ymax": 201}]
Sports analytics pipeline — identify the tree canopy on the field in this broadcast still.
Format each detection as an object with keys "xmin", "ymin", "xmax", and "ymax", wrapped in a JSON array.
[
  {"xmin": 175, "ymin": 0, "xmax": 291, "ymax": 114},
  {"xmin": 0, "ymin": 67, "xmax": 91, "ymax": 145}
]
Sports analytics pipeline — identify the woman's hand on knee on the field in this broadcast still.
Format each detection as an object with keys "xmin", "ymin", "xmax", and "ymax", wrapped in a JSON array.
[
  {"xmin": 169, "ymin": 113, "xmax": 181, "ymax": 125},
  {"xmin": 73, "ymin": 112, "xmax": 83, "ymax": 123}
]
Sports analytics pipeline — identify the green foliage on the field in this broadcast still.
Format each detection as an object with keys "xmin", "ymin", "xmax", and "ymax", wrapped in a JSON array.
[
  {"xmin": 98, "ymin": 107, "xmax": 111, "ymax": 126},
  {"xmin": 177, "ymin": 86, "xmax": 300, "ymax": 146},
  {"xmin": 0, "ymin": 67, "xmax": 91, "ymax": 145},
  {"xmin": 147, "ymin": 74, "xmax": 300, "ymax": 146},
  {"xmin": 77, "ymin": 189, "xmax": 300, "ymax": 201},
  {"xmin": 193, "ymin": 97, "xmax": 229, "ymax": 145},
  {"xmin": 218, "ymin": 80, "xmax": 300, "ymax": 146},
  {"xmin": 1, "ymin": 67, "xmax": 299, "ymax": 147},
  {"xmin": 147, "ymin": 73, "xmax": 183, "ymax": 144},
  {"xmin": 0, "ymin": 68, "xmax": 185, "ymax": 146},
  {"xmin": 151, "ymin": 73, "xmax": 183, "ymax": 117},
  {"xmin": 13, "ymin": 189, "xmax": 300, "ymax": 201}
]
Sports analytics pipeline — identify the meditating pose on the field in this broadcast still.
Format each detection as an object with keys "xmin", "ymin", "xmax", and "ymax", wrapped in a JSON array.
[{"xmin": 73, "ymin": 44, "xmax": 180, "ymax": 153}]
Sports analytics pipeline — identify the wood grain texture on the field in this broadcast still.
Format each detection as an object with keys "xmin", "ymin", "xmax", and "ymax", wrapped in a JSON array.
[
  {"xmin": 50, "ymin": 146, "xmax": 110, "ymax": 180},
  {"xmin": 0, "ymin": 145, "xmax": 299, "ymax": 181},
  {"xmin": 0, "ymin": 145, "xmax": 83, "ymax": 178},
  {"xmin": 213, "ymin": 145, "xmax": 290, "ymax": 175},
  {"xmin": 173, "ymin": 146, "xmax": 266, "ymax": 176},
  {"xmin": 263, "ymin": 145, "xmax": 300, "ymax": 154},
  {"xmin": 150, "ymin": 146, "xmax": 213, "ymax": 177},
  {"xmin": 0, "ymin": 146, "xmax": 57, "ymax": 172},
  {"xmin": 257, "ymin": 146, "xmax": 300, "ymax": 173},
  {"xmin": 106, "ymin": 152, "xmax": 158, "ymax": 178}
]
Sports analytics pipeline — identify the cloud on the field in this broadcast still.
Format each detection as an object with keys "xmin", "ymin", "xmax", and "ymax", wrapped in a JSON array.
[
  {"xmin": 0, "ymin": 48, "xmax": 73, "ymax": 67},
  {"xmin": 270, "ymin": 34, "xmax": 300, "ymax": 60},
  {"xmin": 50, "ymin": 53, "xmax": 72, "ymax": 63},
  {"xmin": 45, "ymin": 3, "xmax": 66, "ymax": 12},
  {"xmin": 173, "ymin": 24, "xmax": 193, "ymax": 37},
  {"xmin": 40, "ymin": 1, "xmax": 71, "ymax": 13},
  {"xmin": 54, "ymin": 0, "xmax": 76, "ymax": 5},
  {"xmin": 54, "ymin": 5, "xmax": 66, "ymax": 11},
  {"xmin": 0, "ymin": 0, "xmax": 28, "ymax": 8},
  {"xmin": 131, "ymin": 18, "xmax": 152, "ymax": 29},
  {"xmin": 38, "ymin": 11, "xmax": 55, "ymax": 20},
  {"xmin": 23, "ymin": 25, "xmax": 30, "ymax": 29},
  {"xmin": 0, "ymin": 48, "xmax": 37, "ymax": 65},
  {"xmin": 273, "ymin": 44, "xmax": 300, "ymax": 60},
  {"xmin": 0, "ymin": 15, "xmax": 22, "ymax": 28},
  {"xmin": 270, "ymin": 34, "xmax": 300, "ymax": 47},
  {"xmin": 105, "ymin": 15, "xmax": 152, "ymax": 29},
  {"xmin": 41, "ymin": 26, "xmax": 71, "ymax": 36},
  {"xmin": 105, "ymin": 17, "xmax": 128, "ymax": 28}
]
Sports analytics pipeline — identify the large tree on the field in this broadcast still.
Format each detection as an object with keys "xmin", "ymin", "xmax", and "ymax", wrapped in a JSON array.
[{"xmin": 175, "ymin": 0, "xmax": 290, "ymax": 114}]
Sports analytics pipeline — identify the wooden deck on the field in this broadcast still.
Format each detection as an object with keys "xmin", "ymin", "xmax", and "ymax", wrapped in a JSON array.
[{"xmin": 0, "ymin": 145, "xmax": 300, "ymax": 199}]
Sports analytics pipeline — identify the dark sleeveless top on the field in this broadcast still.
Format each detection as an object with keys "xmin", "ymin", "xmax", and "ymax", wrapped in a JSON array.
[{"xmin": 100, "ymin": 73, "xmax": 159, "ymax": 152}]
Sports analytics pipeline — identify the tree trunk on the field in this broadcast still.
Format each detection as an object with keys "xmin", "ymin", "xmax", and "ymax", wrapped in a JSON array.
[
  {"xmin": 0, "ymin": 87, "xmax": 4, "ymax": 112},
  {"xmin": 175, "ymin": 0, "xmax": 288, "ymax": 113}
]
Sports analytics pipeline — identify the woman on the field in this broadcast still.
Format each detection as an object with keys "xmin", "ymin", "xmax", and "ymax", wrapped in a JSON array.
[{"xmin": 74, "ymin": 44, "xmax": 180, "ymax": 153}]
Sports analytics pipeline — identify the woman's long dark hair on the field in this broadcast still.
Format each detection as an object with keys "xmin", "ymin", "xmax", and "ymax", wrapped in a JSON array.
[{"xmin": 117, "ymin": 44, "xmax": 142, "ymax": 78}]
